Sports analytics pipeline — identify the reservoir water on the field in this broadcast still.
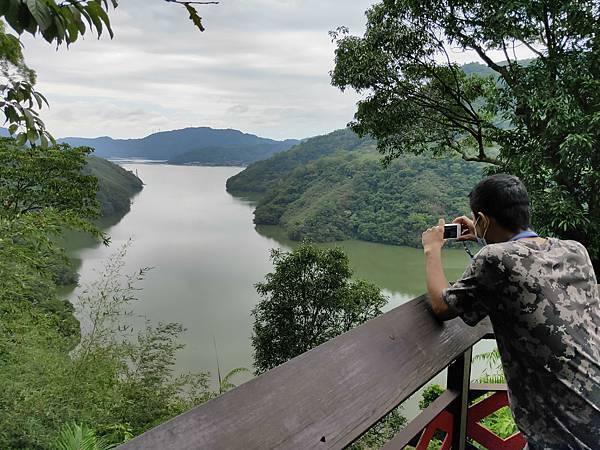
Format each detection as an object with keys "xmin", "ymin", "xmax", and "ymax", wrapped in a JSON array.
[{"xmin": 66, "ymin": 163, "xmax": 493, "ymax": 416}]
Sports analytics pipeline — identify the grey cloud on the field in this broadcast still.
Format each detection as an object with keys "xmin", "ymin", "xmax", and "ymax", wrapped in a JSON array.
[{"xmin": 18, "ymin": 0, "xmax": 378, "ymax": 139}]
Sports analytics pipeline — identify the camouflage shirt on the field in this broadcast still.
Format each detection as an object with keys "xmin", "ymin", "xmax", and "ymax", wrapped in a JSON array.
[{"xmin": 443, "ymin": 238, "xmax": 600, "ymax": 449}]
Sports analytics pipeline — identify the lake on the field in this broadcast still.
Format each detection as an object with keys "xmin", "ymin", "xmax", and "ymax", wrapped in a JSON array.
[{"xmin": 66, "ymin": 163, "xmax": 493, "ymax": 417}]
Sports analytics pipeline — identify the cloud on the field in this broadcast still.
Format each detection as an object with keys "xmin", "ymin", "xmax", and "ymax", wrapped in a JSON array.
[
  {"xmin": 17, "ymin": 0, "xmax": 378, "ymax": 140},
  {"xmin": 18, "ymin": 0, "xmax": 536, "ymax": 141}
]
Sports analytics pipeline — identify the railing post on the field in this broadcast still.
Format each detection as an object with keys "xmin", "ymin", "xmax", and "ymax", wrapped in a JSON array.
[{"xmin": 447, "ymin": 347, "xmax": 472, "ymax": 450}]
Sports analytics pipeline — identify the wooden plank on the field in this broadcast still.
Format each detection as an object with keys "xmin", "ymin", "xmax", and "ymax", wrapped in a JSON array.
[
  {"xmin": 381, "ymin": 389, "xmax": 459, "ymax": 450},
  {"xmin": 470, "ymin": 383, "xmax": 508, "ymax": 393},
  {"xmin": 468, "ymin": 383, "xmax": 509, "ymax": 402},
  {"xmin": 119, "ymin": 295, "xmax": 492, "ymax": 450},
  {"xmin": 447, "ymin": 348, "xmax": 473, "ymax": 450}
]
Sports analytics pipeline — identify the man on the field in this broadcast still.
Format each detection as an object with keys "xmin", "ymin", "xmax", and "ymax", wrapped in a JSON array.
[{"xmin": 421, "ymin": 174, "xmax": 599, "ymax": 449}]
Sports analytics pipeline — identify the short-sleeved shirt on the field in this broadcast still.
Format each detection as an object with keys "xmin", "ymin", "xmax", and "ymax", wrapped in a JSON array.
[{"xmin": 443, "ymin": 238, "xmax": 599, "ymax": 449}]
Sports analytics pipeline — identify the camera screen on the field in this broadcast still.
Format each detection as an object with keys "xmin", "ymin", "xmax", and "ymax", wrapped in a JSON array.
[{"xmin": 443, "ymin": 225, "xmax": 458, "ymax": 239}]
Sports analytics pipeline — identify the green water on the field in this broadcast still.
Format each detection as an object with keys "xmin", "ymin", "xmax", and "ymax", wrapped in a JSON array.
[
  {"xmin": 256, "ymin": 224, "xmax": 471, "ymax": 304},
  {"xmin": 66, "ymin": 164, "xmax": 485, "ymax": 402}
]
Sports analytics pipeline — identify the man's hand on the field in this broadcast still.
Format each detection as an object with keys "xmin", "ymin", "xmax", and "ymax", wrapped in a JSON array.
[
  {"xmin": 453, "ymin": 215, "xmax": 476, "ymax": 242},
  {"xmin": 422, "ymin": 218, "xmax": 445, "ymax": 253},
  {"xmin": 422, "ymin": 218, "xmax": 456, "ymax": 321}
]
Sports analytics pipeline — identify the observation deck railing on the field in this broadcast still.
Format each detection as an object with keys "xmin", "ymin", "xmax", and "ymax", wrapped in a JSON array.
[{"xmin": 119, "ymin": 293, "xmax": 526, "ymax": 449}]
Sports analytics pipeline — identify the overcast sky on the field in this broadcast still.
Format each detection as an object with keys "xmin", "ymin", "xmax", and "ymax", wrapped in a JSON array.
[
  {"xmin": 18, "ymin": 0, "xmax": 523, "ymax": 141},
  {"xmin": 16, "ymin": 0, "xmax": 376, "ymax": 140}
]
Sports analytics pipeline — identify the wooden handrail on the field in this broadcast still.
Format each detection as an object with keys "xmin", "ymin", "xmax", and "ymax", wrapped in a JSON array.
[{"xmin": 120, "ymin": 294, "xmax": 492, "ymax": 450}]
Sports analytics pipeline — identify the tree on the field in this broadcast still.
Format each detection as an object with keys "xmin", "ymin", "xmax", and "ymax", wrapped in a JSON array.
[
  {"xmin": 331, "ymin": 0, "xmax": 600, "ymax": 269},
  {"xmin": 0, "ymin": 138, "xmax": 99, "ymax": 219},
  {"xmin": 0, "ymin": 137, "xmax": 103, "ymax": 312},
  {"xmin": 0, "ymin": 0, "xmax": 217, "ymax": 145},
  {"xmin": 251, "ymin": 242, "xmax": 388, "ymax": 374}
]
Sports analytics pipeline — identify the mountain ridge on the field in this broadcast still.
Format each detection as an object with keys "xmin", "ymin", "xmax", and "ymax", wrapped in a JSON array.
[{"xmin": 58, "ymin": 127, "xmax": 300, "ymax": 164}]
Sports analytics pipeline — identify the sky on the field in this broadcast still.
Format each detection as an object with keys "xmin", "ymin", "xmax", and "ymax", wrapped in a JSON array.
[
  {"xmin": 17, "ymin": 0, "xmax": 532, "ymax": 141},
  {"xmin": 18, "ymin": 0, "xmax": 381, "ymax": 140}
]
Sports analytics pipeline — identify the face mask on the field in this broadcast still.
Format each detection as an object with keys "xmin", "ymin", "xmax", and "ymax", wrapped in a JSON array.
[{"xmin": 474, "ymin": 215, "xmax": 488, "ymax": 246}]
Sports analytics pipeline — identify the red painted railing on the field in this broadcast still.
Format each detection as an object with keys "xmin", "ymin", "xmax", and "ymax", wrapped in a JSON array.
[{"xmin": 414, "ymin": 384, "xmax": 527, "ymax": 450}]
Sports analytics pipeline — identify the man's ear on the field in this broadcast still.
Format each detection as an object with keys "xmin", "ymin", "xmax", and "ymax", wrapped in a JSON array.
[
  {"xmin": 475, "ymin": 212, "xmax": 494, "ymax": 240},
  {"xmin": 478, "ymin": 212, "xmax": 491, "ymax": 230}
]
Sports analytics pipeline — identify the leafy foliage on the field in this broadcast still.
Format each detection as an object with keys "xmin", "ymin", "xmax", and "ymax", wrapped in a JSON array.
[
  {"xmin": 0, "ymin": 137, "xmax": 99, "ymax": 219},
  {"xmin": 252, "ymin": 242, "xmax": 406, "ymax": 447},
  {"xmin": 0, "ymin": 139, "xmax": 207, "ymax": 449},
  {"xmin": 1, "ymin": 0, "xmax": 214, "ymax": 45},
  {"xmin": 414, "ymin": 356, "xmax": 518, "ymax": 447},
  {"xmin": 0, "ymin": 245, "xmax": 214, "ymax": 449},
  {"xmin": 0, "ymin": 20, "xmax": 52, "ymax": 146},
  {"xmin": 473, "ymin": 348, "xmax": 505, "ymax": 384},
  {"xmin": 55, "ymin": 423, "xmax": 115, "ymax": 450},
  {"xmin": 332, "ymin": 0, "xmax": 600, "ymax": 268},
  {"xmin": 472, "ymin": 349, "xmax": 518, "ymax": 443},
  {"xmin": 217, "ymin": 367, "xmax": 251, "ymax": 394},
  {"xmin": 349, "ymin": 407, "xmax": 407, "ymax": 450},
  {"xmin": 1, "ymin": 0, "xmax": 117, "ymax": 46},
  {"xmin": 229, "ymin": 129, "xmax": 484, "ymax": 247},
  {"xmin": 419, "ymin": 383, "xmax": 445, "ymax": 410},
  {"xmin": 251, "ymin": 242, "xmax": 388, "ymax": 374}
]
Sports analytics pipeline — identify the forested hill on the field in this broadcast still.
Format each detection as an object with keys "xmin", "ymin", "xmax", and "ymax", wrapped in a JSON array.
[
  {"xmin": 226, "ymin": 129, "xmax": 373, "ymax": 193},
  {"xmin": 0, "ymin": 128, "xmax": 143, "ymax": 217},
  {"xmin": 85, "ymin": 156, "xmax": 143, "ymax": 217},
  {"xmin": 227, "ymin": 129, "xmax": 485, "ymax": 247},
  {"xmin": 60, "ymin": 127, "xmax": 299, "ymax": 165}
]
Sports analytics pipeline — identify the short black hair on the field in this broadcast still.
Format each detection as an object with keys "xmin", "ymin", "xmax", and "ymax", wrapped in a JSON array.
[{"xmin": 469, "ymin": 174, "xmax": 531, "ymax": 232}]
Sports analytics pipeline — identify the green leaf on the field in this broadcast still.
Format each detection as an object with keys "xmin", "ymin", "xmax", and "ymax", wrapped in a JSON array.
[
  {"xmin": 25, "ymin": 0, "xmax": 53, "ymax": 31},
  {"xmin": 16, "ymin": 132, "xmax": 28, "ymax": 146},
  {"xmin": 5, "ymin": 1, "xmax": 27, "ymax": 35},
  {"xmin": 27, "ymin": 128, "xmax": 39, "ymax": 143},
  {"xmin": 184, "ymin": 4, "xmax": 205, "ymax": 32},
  {"xmin": 84, "ymin": 1, "xmax": 104, "ymax": 37}
]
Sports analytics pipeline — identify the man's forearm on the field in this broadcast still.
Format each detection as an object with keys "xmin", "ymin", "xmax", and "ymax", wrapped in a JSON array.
[{"xmin": 425, "ymin": 248, "xmax": 456, "ymax": 320}]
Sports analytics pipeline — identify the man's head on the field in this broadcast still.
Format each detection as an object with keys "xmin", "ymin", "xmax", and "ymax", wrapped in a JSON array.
[{"xmin": 469, "ymin": 174, "xmax": 531, "ymax": 244}]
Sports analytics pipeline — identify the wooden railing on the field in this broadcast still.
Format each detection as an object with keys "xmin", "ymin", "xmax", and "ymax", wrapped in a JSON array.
[{"xmin": 119, "ymin": 294, "xmax": 525, "ymax": 449}]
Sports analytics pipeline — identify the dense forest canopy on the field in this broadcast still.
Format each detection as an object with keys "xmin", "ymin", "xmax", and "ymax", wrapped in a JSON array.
[{"xmin": 228, "ymin": 128, "xmax": 484, "ymax": 247}]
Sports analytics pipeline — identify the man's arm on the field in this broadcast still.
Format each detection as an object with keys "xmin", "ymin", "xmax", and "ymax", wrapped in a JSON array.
[
  {"xmin": 425, "ymin": 247, "xmax": 457, "ymax": 320},
  {"xmin": 422, "ymin": 218, "xmax": 458, "ymax": 321}
]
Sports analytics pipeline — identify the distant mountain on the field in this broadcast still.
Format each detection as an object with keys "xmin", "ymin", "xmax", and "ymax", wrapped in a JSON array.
[
  {"xmin": 60, "ymin": 127, "xmax": 300, "ymax": 165},
  {"xmin": 227, "ymin": 128, "xmax": 485, "ymax": 247}
]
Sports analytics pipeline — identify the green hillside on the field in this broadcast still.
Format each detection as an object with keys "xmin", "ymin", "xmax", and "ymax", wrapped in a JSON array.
[
  {"xmin": 166, "ymin": 141, "xmax": 297, "ymax": 166},
  {"xmin": 84, "ymin": 156, "xmax": 144, "ymax": 216},
  {"xmin": 53, "ymin": 157, "xmax": 143, "ymax": 286},
  {"xmin": 226, "ymin": 129, "xmax": 372, "ymax": 193},
  {"xmin": 227, "ymin": 129, "xmax": 485, "ymax": 247}
]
